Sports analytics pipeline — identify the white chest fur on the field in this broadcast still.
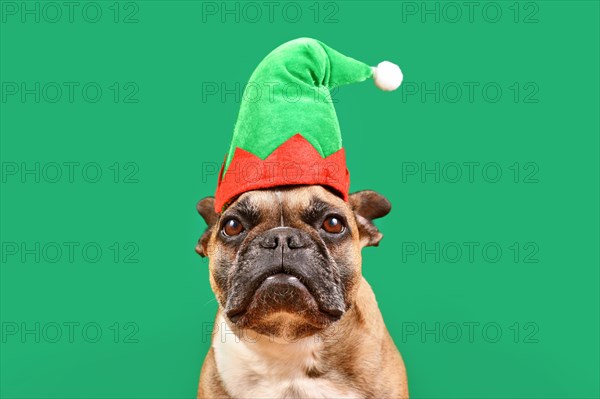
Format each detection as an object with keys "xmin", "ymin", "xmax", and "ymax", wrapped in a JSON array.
[{"xmin": 212, "ymin": 315, "xmax": 361, "ymax": 399}]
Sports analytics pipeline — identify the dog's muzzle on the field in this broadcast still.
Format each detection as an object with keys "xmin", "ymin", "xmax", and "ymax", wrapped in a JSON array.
[{"xmin": 224, "ymin": 227, "xmax": 346, "ymax": 324}]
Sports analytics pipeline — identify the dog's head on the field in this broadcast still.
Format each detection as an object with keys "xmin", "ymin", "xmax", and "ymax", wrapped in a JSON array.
[{"xmin": 196, "ymin": 186, "xmax": 390, "ymax": 340}]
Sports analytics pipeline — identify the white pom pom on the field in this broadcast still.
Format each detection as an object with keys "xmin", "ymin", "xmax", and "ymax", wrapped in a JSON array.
[{"xmin": 372, "ymin": 61, "xmax": 403, "ymax": 91}]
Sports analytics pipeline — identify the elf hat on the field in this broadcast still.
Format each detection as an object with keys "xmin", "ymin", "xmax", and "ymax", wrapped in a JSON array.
[{"xmin": 213, "ymin": 38, "xmax": 402, "ymax": 212}]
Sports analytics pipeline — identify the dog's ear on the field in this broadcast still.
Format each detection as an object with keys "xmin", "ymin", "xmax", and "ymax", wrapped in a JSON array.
[
  {"xmin": 196, "ymin": 196, "xmax": 219, "ymax": 257},
  {"xmin": 349, "ymin": 190, "xmax": 392, "ymax": 247}
]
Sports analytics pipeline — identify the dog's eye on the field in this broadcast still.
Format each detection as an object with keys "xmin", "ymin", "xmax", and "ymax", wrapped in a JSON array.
[
  {"xmin": 322, "ymin": 216, "xmax": 344, "ymax": 234},
  {"xmin": 223, "ymin": 218, "xmax": 244, "ymax": 237}
]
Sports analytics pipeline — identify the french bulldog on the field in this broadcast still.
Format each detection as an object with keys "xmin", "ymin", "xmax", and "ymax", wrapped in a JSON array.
[{"xmin": 195, "ymin": 185, "xmax": 408, "ymax": 398}]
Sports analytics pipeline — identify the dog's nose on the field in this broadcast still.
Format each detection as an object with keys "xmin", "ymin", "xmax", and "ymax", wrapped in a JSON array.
[{"xmin": 259, "ymin": 227, "xmax": 307, "ymax": 250}]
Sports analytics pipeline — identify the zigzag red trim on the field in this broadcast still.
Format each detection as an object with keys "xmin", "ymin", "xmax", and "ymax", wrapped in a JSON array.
[{"xmin": 214, "ymin": 134, "xmax": 349, "ymax": 212}]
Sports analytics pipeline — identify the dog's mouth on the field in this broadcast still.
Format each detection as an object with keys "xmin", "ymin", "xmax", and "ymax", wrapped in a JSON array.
[{"xmin": 225, "ymin": 272, "xmax": 343, "ymax": 325}]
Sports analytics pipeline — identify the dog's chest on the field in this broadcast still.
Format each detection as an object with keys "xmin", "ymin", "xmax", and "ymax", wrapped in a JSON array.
[{"xmin": 212, "ymin": 319, "xmax": 360, "ymax": 398}]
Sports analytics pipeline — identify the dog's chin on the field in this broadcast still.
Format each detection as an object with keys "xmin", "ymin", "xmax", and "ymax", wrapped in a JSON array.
[{"xmin": 225, "ymin": 273, "xmax": 343, "ymax": 340}]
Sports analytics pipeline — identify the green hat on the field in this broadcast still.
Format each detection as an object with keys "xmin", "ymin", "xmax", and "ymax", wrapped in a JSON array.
[{"xmin": 214, "ymin": 38, "xmax": 402, "ymax": 212}]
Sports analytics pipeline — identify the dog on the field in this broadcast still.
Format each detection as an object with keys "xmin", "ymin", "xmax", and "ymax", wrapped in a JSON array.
[{"xmin": 195, "ymin": 185, "xmax": 408, "ymax": 398}]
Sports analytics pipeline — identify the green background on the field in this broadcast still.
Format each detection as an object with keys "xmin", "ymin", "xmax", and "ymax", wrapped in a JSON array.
[{"xmin": 1, "ymin": 1, "xmax": 599, "ymax": 398}]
